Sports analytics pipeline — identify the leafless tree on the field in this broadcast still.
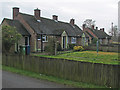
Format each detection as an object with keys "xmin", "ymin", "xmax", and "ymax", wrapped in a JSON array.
[{"xmin": 83, "ymin": 19, "xmax": 96, "ymax": 28}]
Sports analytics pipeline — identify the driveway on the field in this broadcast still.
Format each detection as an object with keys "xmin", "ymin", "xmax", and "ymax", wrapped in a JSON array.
[{"xmin": 2, "ymin": 70, "xmax": 72, "ymax": 88}]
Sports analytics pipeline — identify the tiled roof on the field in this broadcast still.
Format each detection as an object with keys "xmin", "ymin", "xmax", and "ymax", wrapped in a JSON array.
[
  {"xmin": 19, "ymin": 13, "xmax": 87, "ymax": 37},
  {"xmin": 89, "ymin": 28, "xmax": 111, "ymax": 39},
  {"xmin": 3, "ymin": 18, "xmax": 30, "ymax": 36}
]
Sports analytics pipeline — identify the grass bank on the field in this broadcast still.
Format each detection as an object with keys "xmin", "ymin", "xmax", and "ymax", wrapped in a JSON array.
[
  {"xmin": 2, "ymin": 65, "xmax": 106, "ymax": 88},
  {"xmin": 32, "ymin": 51, "xmax": 119, "ymax": 65}
]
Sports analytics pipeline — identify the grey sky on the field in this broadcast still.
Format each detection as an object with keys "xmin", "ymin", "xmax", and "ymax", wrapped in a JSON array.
[{"xmin": 0, "ymin": 0, "xmax": 119, "ymax": 34}]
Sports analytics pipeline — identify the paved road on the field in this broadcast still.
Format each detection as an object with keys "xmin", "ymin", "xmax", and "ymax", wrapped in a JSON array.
[{"xmin": 2, "ymin": 71, "xmax": 72, "ymax": 88}]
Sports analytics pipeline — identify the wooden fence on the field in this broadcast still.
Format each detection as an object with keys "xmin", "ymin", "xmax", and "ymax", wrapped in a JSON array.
[
  {"xmin": 2, "ymin": 54, "xmax": 120, "ymax": 88},
  {"xmin": 85, "ymin": 45, "xmax": 119, "ymax": 52}
]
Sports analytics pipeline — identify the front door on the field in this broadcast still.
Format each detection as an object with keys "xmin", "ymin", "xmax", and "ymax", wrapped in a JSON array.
[
  {"xmin": 25, "ymin": 37, "xmax": 29, "ymax": 45},
  {"xmin": 63, "ymin": 36, "xmax": 66, "ymax": 49}
]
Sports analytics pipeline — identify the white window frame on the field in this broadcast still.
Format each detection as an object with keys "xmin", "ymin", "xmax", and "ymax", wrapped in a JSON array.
[
  {"xmin": 99, "ymin": 39, "xmax": 102, "ymax": 44},
  {"xmin": 42, "ymin": 35, "xmax": 48, "ymax": 42},
  {"xmin": 71, "ymin": 37, "xmax": 76, "ymax": 44}
]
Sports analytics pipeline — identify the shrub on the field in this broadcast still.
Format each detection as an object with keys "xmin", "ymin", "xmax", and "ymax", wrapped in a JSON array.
[
  {"xmin": 83, "ymin": 46, "xmax": 89, "ymax": 51},
  {"xmin": 57, "ymin": 43, "xmax": 62, "ymax": 51},
  {"xmin": 91, "ymin": 38, "xmax": 98, "ymax": 45},
  {"xmin": 69, "ymin": 44, "xmax": 76, "ymax": 50},
  {"xmin": 73, "ymin": 46, "xmax": 84, "ymax": 51},
  {"xmin": 44, "ymin": 38, "xmax": 56, "ymax": 55}
]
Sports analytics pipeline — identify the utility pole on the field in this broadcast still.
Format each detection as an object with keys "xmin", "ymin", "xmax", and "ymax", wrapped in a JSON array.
[{"xmin": 111, "ymin": 22, "xmax": 114, "ymax": 36}]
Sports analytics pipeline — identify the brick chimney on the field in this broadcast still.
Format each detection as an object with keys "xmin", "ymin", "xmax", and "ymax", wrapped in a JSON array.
[
  {"xmin": 13, "ymin": 7, "xmax": 19, "ymax": 20},
  {"xmin": 52, "ymin": 15, "xmax": 58, "ymax": 21},
  {"xmin": 96, "ymin": 27, "xmax": 98, "ymax": 30},
  {"xmin": 34, "ymin": 8, "xmax": 41, "ymax": 20},
  {"xmin": 83, "ymin": 24, "xmax": 86, "ymax": 30},
  {"xmin": 100, "ymin": 28, "xmax": 104, "ymax": 32},
  {"xmin": 91, "ymin": 25, "xmax": 94, "ymax": 29},
  {"xmin": 70, "ymin": 19, "xmax": 75, "ymax": 26}
]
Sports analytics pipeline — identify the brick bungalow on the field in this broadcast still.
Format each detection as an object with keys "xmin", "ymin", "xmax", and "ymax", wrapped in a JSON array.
[
  {"xmin": 1, "ymin": 7, "xmax": 89, "ymax": 52},
  {"xmin": 2, "ymin": 18, "xmax": 31, "ymax": 53},
  {"xmin": 82, "ymin": 24, "xmax": 111, "ymax": 45}
]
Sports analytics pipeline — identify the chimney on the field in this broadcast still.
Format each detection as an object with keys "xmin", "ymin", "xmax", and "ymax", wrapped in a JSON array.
[
  {"xmin": 91, "ymin": 25, "xmax": 94, "ymax": 29},
  {"xmin": 102, "ymin": 28, "xmax": 104, "ymax": 32},
  {"xmin": 70, "ymin": 19, "xmax": 75, "ymax": 26},
  {"xmin": 13, "ymin": 7, "xmax": 19, "ymax": 19},
  {"xmin": 52, "ymin": 15, "xmax": 58, "ymax": 21},
  {"xmin": 34, "ymin": 8, "xmax": 41, "ymax": 20},
  {"xmin": 83, "ymin": 24, "xmax": 86, "ymax": 30},
  {"xmin": 100, "ymin": 28, "xmax": 104, "ymax": 32},
  {"xmin": 96, "ymin": 27, "xmax": 98, "ymax": 30}
]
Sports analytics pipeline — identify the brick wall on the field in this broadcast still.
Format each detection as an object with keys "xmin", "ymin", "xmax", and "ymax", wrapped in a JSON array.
[
  {"xmin": 15, "ymin": 14, "xmax": 37, "ymax": 52},
  {"xmin": 18, "ymin": 37, "xmax": 25, "ymax": 46}
]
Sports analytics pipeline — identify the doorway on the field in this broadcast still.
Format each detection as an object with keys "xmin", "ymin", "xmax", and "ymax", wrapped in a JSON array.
[{"xmin": 63, "ymin": 36, "xmax": 66, "ymax": 49}]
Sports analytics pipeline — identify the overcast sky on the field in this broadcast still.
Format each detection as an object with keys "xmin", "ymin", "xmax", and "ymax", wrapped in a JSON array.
[{"xmin": 0, "ymin": 0, "xmax": 119, "ymax": 34}]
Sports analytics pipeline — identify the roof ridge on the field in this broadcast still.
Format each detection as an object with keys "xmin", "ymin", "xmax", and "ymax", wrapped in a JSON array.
[
  {"xmin": 19, "ymin": 12, "xmax": 34, "ymax": 17},
  {"xmin": 19, "ymin": 12, "xmax": 77, "ymax": 26},
  {"xmin": 4, "ymin": 18, "xmax": 13, "ymax": 21}
]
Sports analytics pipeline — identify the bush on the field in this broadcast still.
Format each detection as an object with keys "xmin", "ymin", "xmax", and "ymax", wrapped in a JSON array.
[
  {"xmin": 73, "ymin": 46, "xmax": 84, "ymax": 51},
  {"xmin": 57, "ymin": 43, "xmax": 62, "ymax": 51},
  {"xmin": 44, "ymin": 38, "xmax": 56, "ymax": 55},
  {"xmin": 83, "ymin": 46, "xmax": 89, "ymax": 51},
  {"xmin": 69, "ymin": 44, "xmax": 76, "ymax": 50},
  {"xmin": 91, "ymin": 38, "xmax": 98, "ymax": 45}
]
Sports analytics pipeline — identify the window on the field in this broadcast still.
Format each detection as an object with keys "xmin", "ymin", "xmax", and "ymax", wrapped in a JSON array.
[
  {"xmin": 37, "ymin": 36, "xmax": 41, "ymax": 40},
  {"xmin": 37, "ymin": 20, "xmax": 41, "ymax": 22},
  {"xmin": 42, "ymin": 35, "xmax": 48, "ymax": 42},
  {"xmin": 71, "ymin": 37, "xmax": 76, "ymax": 44},
  {"xmin": 99, "ymin": 39, "xmax": 102, "ymax": 44}
]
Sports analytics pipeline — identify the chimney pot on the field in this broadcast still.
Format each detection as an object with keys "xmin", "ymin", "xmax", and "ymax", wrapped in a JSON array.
[
  {"xmin": 83, "ymin": 24, "xmax": 86, "ymax": 30},
  {"xmin": 70, "ymin": 19, "xmax": 75, "ymax": 25},
  {"xmin": 34, "ymin": 8, "xmax": 41, "ymax": 20},
  {"xmin": 102, "ymin": 28, "xmax": 104, "ymax": 32},
  {"xmin": 13, "ymin": 7, "xmax": 19, "ymax": 19},
  {"xmin": 96, "ymin": 27, "xmax": 98, "ymax": 30},
  {"xmin": 91, "ymin": 25, "xmax": 94, "ymax": 29},
  {"xmin": 52, "ymin": 15, "xmax": 58, "ymax": 21},
  {"xmin": 100, "ymin": 28, "xmax": 104, "ymax": 32}
]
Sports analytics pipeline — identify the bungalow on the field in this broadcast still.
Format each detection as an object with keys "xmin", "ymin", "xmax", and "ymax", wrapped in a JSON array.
[
  {"xmin": 1, "ymin": 7, "xmax": 89, "ymax": 52},
  {"xmin": 2, "ymin": 18, "xmax": 31, "ymax": 53},
  {"xmin": 82, "ymin": 24, "xmax": 111, "ymax": 45}
]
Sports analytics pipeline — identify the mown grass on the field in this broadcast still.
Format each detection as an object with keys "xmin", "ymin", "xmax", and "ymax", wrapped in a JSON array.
[
  {"xmin": 2, "ymin": 65, "xmax": 106, "ymax": 88},
  {"xmin": 32, "ymin": 51, "xmax": 119, "ymax": 65}
]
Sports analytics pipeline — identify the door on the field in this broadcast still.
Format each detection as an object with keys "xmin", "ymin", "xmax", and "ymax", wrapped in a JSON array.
[
  {"xmin": 63, "ymin": 36, "xmax": 66, "ymax": 49},
  {"xmin": 25, "ymin": 37, "xmax": 29, "ymax": 54},
  {"xmin": 25, "ymin": 37, "xmax": 29, "ymax": 45}
]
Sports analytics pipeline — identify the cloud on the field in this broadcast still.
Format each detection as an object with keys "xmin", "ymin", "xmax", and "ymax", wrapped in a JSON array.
[{"xmin": 0, "ymin": 0, "xmax": 118, "ymax": 33}]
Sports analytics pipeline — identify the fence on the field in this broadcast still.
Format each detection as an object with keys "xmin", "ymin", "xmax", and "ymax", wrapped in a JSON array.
[
  {"xmin": 85, "ymin": 45, "xmax": 119, "ymax": 52},
  {"xmin": 2, "ymin": 54, "xmax": 120, "ymax": 88}
]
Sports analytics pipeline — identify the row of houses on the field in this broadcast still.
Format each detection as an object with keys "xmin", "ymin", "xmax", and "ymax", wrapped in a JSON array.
[{"xmin": 1, "ymin": 7, "xmax": 111, "ymax": 53}]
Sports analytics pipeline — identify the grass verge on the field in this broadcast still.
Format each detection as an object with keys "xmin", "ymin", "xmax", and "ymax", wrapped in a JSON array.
[{"xmin": 2, "ymin": 65, "xmax": 106, "ymax": 88}]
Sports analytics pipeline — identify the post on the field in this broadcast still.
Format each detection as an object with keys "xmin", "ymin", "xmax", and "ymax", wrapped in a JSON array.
[
  {"xmin": 54, "ymin": 42, "xmax": 57, "ymax": 55},
  {"xmin": 41, "ymin": 34, "xmax": 43, "ymax": 52},
  {"xmin": 96, "ymin": 40, "xmax": 99, "ymax": 55}
]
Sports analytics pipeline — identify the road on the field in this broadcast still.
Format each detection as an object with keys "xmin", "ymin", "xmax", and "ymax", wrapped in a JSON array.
[{"xmin": 2, "ymin": 71, "xmax": 72, "ymax": 88}]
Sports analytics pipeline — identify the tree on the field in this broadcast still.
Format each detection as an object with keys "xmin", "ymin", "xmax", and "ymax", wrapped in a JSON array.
[
  {"xmin": 83, "ymin": 19, "xmax": 96, "ymax": 28},
  {"xmin": 2, "ymin": 25, "xmax": 22, "ymax": 53}
]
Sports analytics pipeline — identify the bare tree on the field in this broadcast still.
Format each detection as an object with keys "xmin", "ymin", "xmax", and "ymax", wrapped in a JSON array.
[{"xmin": 83, "ymin": 19, "xmax": 96, "ymax": 28}]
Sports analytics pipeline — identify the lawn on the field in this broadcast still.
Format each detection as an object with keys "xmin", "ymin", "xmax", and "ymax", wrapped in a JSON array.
[{"xmin": 32, "ymin": 51, "xmax": 119, "ymax": 65}]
